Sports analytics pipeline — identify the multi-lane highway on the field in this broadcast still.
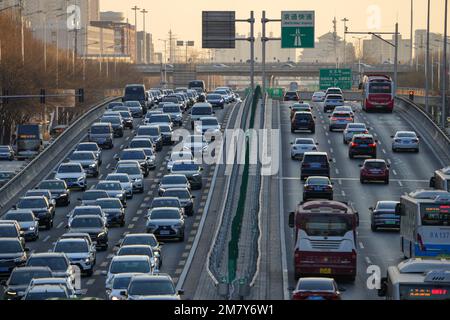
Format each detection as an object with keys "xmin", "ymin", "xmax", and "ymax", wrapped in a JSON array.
[
  {"xmin": 276, "ymin": 98, "xmax": 444, "ymax": 299},
  {"xmin": 0, "ymin": 98, "xmax": 241, "ymax": 299}
]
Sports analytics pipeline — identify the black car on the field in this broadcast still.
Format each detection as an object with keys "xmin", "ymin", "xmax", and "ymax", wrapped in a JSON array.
[
  {"xmin": 291, "ymin": 112, "xmax": 315, "ymax": 133},
  {"xmin": 348, "ymin": 134, "xmax": 377, "ymax": 159},
  {"xmin": 206, "ymin": 93, "xmax": 225, "ymax": 109},
  {"xmin": 284, "ymin": 91, "xmax": 301, "ymax": 102},
  {"xmin": 159, "ymin": 124, "xmax": 174, "ymax": 145},
  {"xmin": 300, "ymin": 152, "xmax": 332, "ymax": 180},
  {"xmin": 95, "ymin": 198, "xmax": 125, "ymax": 227},
  {"xmin": 15, "ymin": 196, "xmax": 55, "ymax": 230},
  {"xmin": 68, "ymin": 215, "xmax": 109, "ymax": 251},
  {"xmin": 370, "ymin": 201, "xmax": 400, "ymax": 231},
  {"xmin": 162, "ymin": 188, "xmax": 195, "ymax": 216},
  {"xmin": 116, "ymin": 110, "xmax": 134, "ymax": 129},
  {"xmin": 303, "ymin": 176, "xmax": 334, "ymax": 201},
  {"xmin": 1, "ymin": 266, "xmax": 53, "ymax": 300},
  {"xmin": 0, "ymin": 238, "xmax": 28, "ymax": 278},
  {"xmin": 136, "ymin": 125, "xmax": 163, "ymax": 151},
  {"xmin": 37, "ymin": 180, "xmax": 70, "ymax": 207}
]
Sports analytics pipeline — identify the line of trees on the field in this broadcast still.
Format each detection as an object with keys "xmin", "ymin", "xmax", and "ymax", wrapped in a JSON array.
[{"xmin": 0, "ymin": 12, "xmax": 142, "ymax": 144}]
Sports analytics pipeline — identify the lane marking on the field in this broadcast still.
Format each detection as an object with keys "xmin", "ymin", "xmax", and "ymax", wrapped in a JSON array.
[
  {"xmin": 132, "ymin": 217, "xmax": 139, "ymax": 222},
  {"xmin": 56, "ymin": 222, "xmax": 64, "ymax": 229},
  {"xmin": 392, "ymin": 169, "xmax": 398, "ymax": 176},
  {"xmin": 277, "ymin": 177, "xmax": 429, "ymax": 183},
  {"xmin": 398, "ymin": 181, "xmax": 404, "ymax": 187},
  {"xmin": 43, "ymin": 235, "xmax": 50, "ymax": 242},
  {"xmin": 100, "ymin": 261, "xmax": 108, "ymax": 268},
  {"xmin": 365, "ymin": 257, "xmax": 372, "ymax": 265},
  {"xmin": 359, "ymin": 242, "xmax": 365, "ymax": 249},
  {"xmin": 128, "ymin": 224, "xmax": 135, "ymax": 229},
  {"xmin": 106, "ymin": 163, "xmax": 111, "ymax": 169},
  {"xmin": 86, "ymin": 279, "xmax": 96, "ymax": 286},
  {"xmin": 382, "ymin": 149, "xmax": 386, "ymax": 154},
  {"xmin": 335, "ymin": 168, "xmax": 340, "ymax": 175}
]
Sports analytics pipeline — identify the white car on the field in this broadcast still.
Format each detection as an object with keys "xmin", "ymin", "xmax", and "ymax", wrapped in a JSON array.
[
  {"xmin": 125, "ymin": 274, "xmax": 182, "ymax": 300},
  {"xmin": 115, "ymin": 161, "xmax": 144, "ymax": 193},
  {"xmin": 343, "ymin": 123, "xmax": 369, "ymax": 144},
  {"xmin": 290, "ymin": 138, "xmax": 319, "ymax": 160},
  {"xmin": 391, "ymin": 131, "xmax": 420, "ymax": 152},
  {"xmin": 106, "ymin": 173, "xmax": 133, "ymax": 199},
  {"xmin": 104, "ymin": 255, "xmax": 153, "ymax": 290},
  {"xmin": 167, "ymin": 151, "xmax": 194, "ymax": 171},
  {"xmin": 182, "ymin": 135, "xmax": 208, "ymax": 155},
  {"xmin": 55, "ymin": 163, "xmax": 87, "ymax": 191},
  {"xmin": 194, "ymin": 116, "xmax": 221, "ymax": 141},
  {"xmin": 312, "ymin": 91, "xmax": 326, "ymax": 102}
]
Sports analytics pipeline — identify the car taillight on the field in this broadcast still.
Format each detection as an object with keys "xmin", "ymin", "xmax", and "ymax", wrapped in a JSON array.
[
  {"xmin": 417, "ymin": 233, "xmax": 426, "ymax": 251},
  {"xmin": 345, "ymin": 118, "xmax": 353, "ymax": 121},
  {"xmin": 394, "ymin": 139, "xmax": 401, "ymax": 143},
  {"xmin": 351, "ymin": 142, "xmax": 358, "ymax": 147},
  {"xmin": 302, "ymin": 163, "xmax": 310, "ymax": 168},
  {"xmin": 369, "ymin": 143, "xmax": 377, "ymax": 147},
  {"xmin": 351, "ymin": 249, "xmax": 357, "ymax": 261},
  {"xmin": 412, "ymin": 139, "xmax": 419, "ymax": 143},
  {"xmin": 331, "ymin": 117, "xmax": 338, "ymax": 121},
  {"xmin": 363, "ymin": 130, "xmax": 369, "ymax": 134}
]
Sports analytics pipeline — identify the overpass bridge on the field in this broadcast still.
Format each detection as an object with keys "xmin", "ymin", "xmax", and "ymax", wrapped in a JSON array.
[{"xmin": 135, "ymin": 62, "xmax": 414, "ymax": 78}]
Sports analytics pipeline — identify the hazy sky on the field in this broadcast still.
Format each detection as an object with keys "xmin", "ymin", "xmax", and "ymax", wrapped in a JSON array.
[{"xmin": 100, "ymin": 0, "xmax": 449, "ymax": 52}]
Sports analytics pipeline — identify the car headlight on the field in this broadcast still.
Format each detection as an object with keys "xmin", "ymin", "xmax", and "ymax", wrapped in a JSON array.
[
  {"xmin": 98, "ymin": 232, "xmax": 106, "ymax": 238},
  {"xmin": 89, "ymin": 164, "xmax": 96, "ymax": 168},
  {"xmin": 193, "ymin": 173, "xmax": 201, "ymax": 178},
  {"xmin": 6, "ymin": 291, "xmax": 17, "ymax": 296},
  {"xmin": 85, "ymin": 258, "xmax": 91, "ymax": 263},
  {"xmin": 173, "ymin": 223, "xmax": 182, "ymax": 228},
  {"xmin": 29, "ymin": 226, "xmax": 35, "ymax": 231},
  {"xmin": 147, "ymin": 224, "xmax": 157, "ymax": 229},
  {"xmin": 77, "ymin": 176, "xmax": 84, "ymax": 181}
]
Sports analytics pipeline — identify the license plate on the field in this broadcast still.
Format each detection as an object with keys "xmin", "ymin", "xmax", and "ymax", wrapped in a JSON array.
[
  {"xmin": 311, "ymin": 164, "xmax": 321, "ymax": 168},
  {"xmin": 0, "ymin": 267, "xmax": 9, "ymax": 272},
  {"xmin": 314, "ymin": 186, "xmax": 323, "ymax": 191},
  {"xmin": 320, "ymin": 268, "xmax": 332, "ymax": 274},
  {"xmin": 360, "ymin": 144, "xmax": 368, "ymax": 147},
  {"xmin": 160, "ymin": 230, "xmax": 170, "ymax": 235}
]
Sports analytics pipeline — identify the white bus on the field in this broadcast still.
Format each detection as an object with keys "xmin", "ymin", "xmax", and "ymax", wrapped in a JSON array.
[
  {"xmin": 398, "ymin": 190, "xmax": 450, "ymax": 259},
  {"xmin": 378, "ymin": 258, "xmax": 450, "ymax": 300}
]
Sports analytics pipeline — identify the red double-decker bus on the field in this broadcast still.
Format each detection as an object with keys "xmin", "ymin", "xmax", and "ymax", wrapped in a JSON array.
[
  {"xmin": 361, "ymin": 74, "xmax": 394, "ymax": 112},
  {"xmin": 289, "ymin": 200, "xmax": 359, "ymax": 281}
]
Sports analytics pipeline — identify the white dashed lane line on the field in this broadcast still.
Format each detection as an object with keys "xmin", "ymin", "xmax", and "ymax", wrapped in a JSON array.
[
  {"xmin": 43, "ymin": 235, "xmax": 50, "ymax": 242},
  {"xmin": 359, "ymin": 242, "xmax": 365, "ymax": 249},
  {"xmin": 392, "ymin": 169, "xmax": 398, "ymax": 176}
]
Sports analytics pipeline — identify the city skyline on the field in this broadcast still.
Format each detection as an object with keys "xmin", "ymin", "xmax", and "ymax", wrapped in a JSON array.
[{"xmin": 100, "ymin": 0, "xmax": 449, "ymax": 53}]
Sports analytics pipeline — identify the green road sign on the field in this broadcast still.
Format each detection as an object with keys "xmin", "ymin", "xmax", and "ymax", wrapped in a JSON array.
[
  {"xmin": 267, "ymin": 88, "xmax": 283, "ymax": 98},
  {"xmin": 319, "ymin": 69, "xmax": 352, "ymax": 90},
  {"xmin": 281, "ymin": 11, "xmax": 315, "ymax": 49}
]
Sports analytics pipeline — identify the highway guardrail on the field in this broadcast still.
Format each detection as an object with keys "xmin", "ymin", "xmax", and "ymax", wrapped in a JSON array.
[{"xmin": 0, "ymin": 96, "xmax": 119, "ymax": 214}]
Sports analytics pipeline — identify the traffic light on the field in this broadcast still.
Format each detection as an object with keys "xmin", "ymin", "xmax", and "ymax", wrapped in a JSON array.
[
  {"xmin": 78, "ymin": 88, "xmax": 84, "ymax": 103},
  {"xmin": 40, "ymin": 89, "xmax": 46, "ymax": 104}
]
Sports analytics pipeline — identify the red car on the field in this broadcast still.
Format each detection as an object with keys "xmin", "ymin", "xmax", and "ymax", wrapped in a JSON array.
[
  {"xmin": 360, "ymin": 159, "xmax": 390, "ymax": 184},
  {"xmin": 292, "ymin": 278, "xmax": 342, "ymax": 300}
]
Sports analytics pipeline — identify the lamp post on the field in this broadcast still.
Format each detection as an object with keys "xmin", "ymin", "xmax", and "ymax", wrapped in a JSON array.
[
  {"xmin": 141, "ymin": 9, "xmax": 148, "ymax": 64},
  {"xmin": 425, "ymin": 0, "xmax": 431, "ymax": 114},
  {"xmin": 131, "ymin": 6, "xmax": 140, "ymax": 64},
  {"xmin": 442, "ymin": 0, "xmax": 448, "ymax": 128}
]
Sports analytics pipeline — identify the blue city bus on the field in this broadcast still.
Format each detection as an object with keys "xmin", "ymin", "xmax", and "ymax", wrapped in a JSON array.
[
  {"xmin": 399, "ymin": 190, "xmax": 450, "ymax": 259},
  {"xmin": 16, "ymin": 124, "xmax": 43, "ymax": 160}
]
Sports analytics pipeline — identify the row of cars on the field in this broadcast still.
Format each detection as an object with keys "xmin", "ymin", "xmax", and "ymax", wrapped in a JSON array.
[{"xmin": 0, "ymin": 84, "xmax": 236, "ymax": 300}]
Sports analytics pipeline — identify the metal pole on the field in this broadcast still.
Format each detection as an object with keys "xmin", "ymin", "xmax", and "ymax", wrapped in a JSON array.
[
  {"xmin": 442, "ymin": 0, "xmax": 448, "ymax": 128},
  {"xmin": 342, "ymin": 18, "xmax": 349, "ymax": 65},
  {"xmin": 262, "ymin": 10, "xmax": 267, "ymax": 107},
  {"xmin": 425, "ymin": 0, "xmax": 431, "ymax": 113},
  {"xmin": 141, "ymin": 9, "xmax": 148, "ymax": 64},
  {"xmin": 131, "ymin": 6, "xmax": 140, "ymax": 64},
  {"xmin": 394, "ymin": 23, "xmax": 398, "ymax": 97},
  {"xmin": 250, "ymin": 11, "xmax": 255, "ymax": 91},
  {"xmin": 410, "ymin": 0, "xmax": 414, "ymax": 66}
]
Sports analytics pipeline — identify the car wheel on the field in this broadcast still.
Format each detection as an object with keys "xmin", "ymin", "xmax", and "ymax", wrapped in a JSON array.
[
  {"xmin": 120, "ymin": 219, "xmax": 125, "ymax": 228},
  {"xmin": 82, "ymin": 186, "xmax": 87, "ymax": 192},
  {"xmin": 86, "ymin": 268, "xmax": 93, "ymax": 277},
  {"xmin": 311, "ymin": 128, "xmax": 315, "ymax": 134},
  {"xmin": 102, "ymin": 244, "xmax": 108, "ymax": 251},
  {"xmin": 291, "ymin": 128, "xmax": 295, "ymax": 133},
  {"xmin": 46, "ymin": 221, "xmax": 52, "ymax": 230},
  {"xmin": 371, "ymin": 224, "xmax": 377, "ymax": 232},
  {"xmin": 329, "ymin": 127, "xmax": 333, "ymax": 132},
  {"xmin": 392, "ymin": 147, "xmax": 397, "ymax": 152},
  {"xmin": 415, "ymin": 148, "xmax": 419, "ymax": 153},
  {"xmin": 360, "ymin": 178, "xmax": 365, "ymax": 184},
  {"xmin": 349, "ymin": 153, "xmax": 354, "ymax": 159},
  {"xmin": 385, "ymin": 178, "xmax": 389, "ymax": 185}
]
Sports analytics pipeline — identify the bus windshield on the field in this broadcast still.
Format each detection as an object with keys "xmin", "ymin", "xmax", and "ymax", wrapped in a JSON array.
[
  {"xmin": 369, "ymin": 83, "xmax": 392, "ymax": 94},
  {"xmin": 420, "ymin": 203, "xmax": 450, "ymax": 226},
  {"xmin": 302, "ymin": 215, "xmax": 352, "ymax": 237}
]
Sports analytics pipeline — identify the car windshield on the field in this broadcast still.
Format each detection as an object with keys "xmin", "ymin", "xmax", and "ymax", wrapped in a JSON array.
[
  {"xmin": 0, "ymin": 146, "xmax": 10, "ymax": 151},
  {"xmin": 122, "ymin": 150, "xmax": 145, "ymax": 160},
  {"xmin": 117, "ymin": 166, "xmax": 140, "ymax": 175},
  {"xmin": 295, "ymin": 139, "xmax": 314, "ymax": 145},
  {"xmin": 354, "ymin": 137, "xmax": 373, "ymax": 144},
  {"xmin": 369, "ymin": 83, "xmax": 391, "ymax": 94},
  {"xmin": 129, "ymin": 279, "xmax": 175, "ymax": 296},
  {"xmin": 333, "ymin": 113, "xmax": 351, "ymax": 118},
  {"xmin": 163, "ymin": 190, "xmax": 190, "ymax": 199},
  {"xmin": 39, "ymin": 181, "xmax": 65, "ymax": 190},
  {"xmin": 192, "ymin": 107, "xmax": 212, "ymax": 115},
  {"xmin": 70, "ymin": 153, "xmax": 94, "ymax": 160},
  {"xmin": 73, "ymin": 207, "xmax": 102, "ymax": 216},
  {"xmin": 348, "ymin": 124, "xmax": 366, "ymax": 130},
  {"xmin": 150, "ymin": 209, "xmax": 180, "ymax": 220},
  {"xmin": 97, "ymin": 200, "xmax": 122, "ymax": 209},
  {"xmin": 207, "ymin": 94, "xmax": 221, "ymax": 100},
  {"xmin": 123, "ymin": 236, "xmax": 157, "ymax": 247},
  {"xmin": 327, "ymin": 95, "xmax": 343, "ymax": 100},
  {"xmin": 365, "ymin": 162, "xmax": 386, "ymax": 169},
  {"xmin": 138, "ymin": 127, "xmax": 159, "ymax": 136},
  {"xmin": 172, "ymin": 163, "xmax": 199, "ymax": 171},
  {"xmin": 110, "ymin": 260, "xmax": 150, "ymax": 274},
  {"xmin": 54, "ymin": 241, "xmax": 88, "ymax": 253},
  {"xmin": 163, "ymin": 106, "xmax": 180, "ymax": 113},
  {"xmin": 130, "ymin": 140, "xmax": 152, "ymax": 149},
  {"xmin": 9, "ymin": 270, "xmax": 51, "ymax": 286},
  {"xmin": 119, "ymin": 111, "xmax": 131, "ymax": 118},
  {"xmin": 303, "ymin": 155, "xmax": 327, "ymax": 164},
  {"xmin": 0, "ymin": 240, "xmax": 22, "ymax": 253},
  {"xmin": 107, "ymin": 175, "xmax": 129, "ymax": 183},
  {"xmin": 297, "ymin": 280, "xmax": 334, "ymax": 291},
  {"xmin": 171, "ymin": 153, "xmax": 192, "ymax": 161},
  {"xmin": 90, "ymin": 126, "xmax": 110, "ymax": 134},
  {"xmin": 58, "ymin": 165, "xmax": 81, "ymax": 173},
  {"xmin": 162, "ymin": 176, "xmax": 186, "ymax": 184},
  {"xmin": 112, "ymin": 276, "xmax": 133, "ymax": 289},
  {"xmin": 102, "ymin": 117, "xmax": 121, "ymax": 125},
  {"xmin": 70, "ymin": 217, "xmax": 103, "ymax": 228},
  {"xmin": 82, "ymin": 192, "xmax": 107, "ymax": 200},
  {"xmin": 286, "ymin": 92, "xmax": 297, "ymax": 97},
  {"xmin": 119, "ymin": 247, "xmax": 152, "ymax": 257},
  {"xmin": 307, "ymin": 178, "xmax": 330, "ymax": 185},
  {"xmin": 376, "ymin": 202, "xmax": 397, "ymax": 210},
  {"xmin": 97, "ymin": 182, "xmax": 121, "ymax": 191},
  {"xmin": 152, "ymin": 199, "xmax": 179, "ymax": 208},
  {"xmin": 18, "ymin": 198, "xmax": 46, "ymax": 208},
  {"xmin": 149, "ymin": 115, "xmax": 170, "ymax": 123},
  {"xmin": 303, "ymin": 215, "xmax": 352, "ymax": 237},
  {"xmin": 4, "ymin": 212, "xmax": 33, "ymax": 221},
  {"xmin": 25, "ymin": 290, "xmax": 68, "ymax": 300},
  {"xmin": 0, "ymin": 225, "xmax": 19, "ymax": 237},
  {"xmin": 200, "ymin": 119, "xmax": 218, "ymax": 126},
  {"xmin": 159, "ymin": 126, "xmax": 171, "ymax": 133},
  {"xmin": 142, "ymin": 149, "xmax": 154, "ymax": 157},
  {"xmin": 397, "ymin": 132, "xmax": 416, "ymax": 138},
  {"xmin": 27, "ymin": 257, "xmax": 67, "ymax": 271}
]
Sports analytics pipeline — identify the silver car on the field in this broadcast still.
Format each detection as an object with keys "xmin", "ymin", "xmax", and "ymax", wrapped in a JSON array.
[
  {"xmin": 124, "ymin": 274, "xmax": 182, "ymax": 300},
  {"xmin": 146, "ymin": 207, "xmax": 185, "ymax": 241},
  {"xmin": 158, "ymin": 174, "xmax": 191, "ymax": 196},
  {"xmin": 53, "ymin": 238, "xmax": 96, "ymax": 276},
  {"xmin": 167, "ymin": 151, "xmax": 193, "ymax": 171},
  {"xmin": 391, "ymin": 131, "xmax": 420, "ymax": 152},
  {"xmin": 117, "ymin": 245, "xmax": 158, "ymax": 273},
  {"xmin": 68, "ymin": 151, "xmax": 99, "ymax": 177},
  {"xmin": 104, "ymin": 255, "xmax": 153, "ymax": 290},
  {"xmin": 95, "ymin": 181, "xmax": 127, "ymax": 206},
  {"xmin": 55, "ymin": 163, "xmax": 87, "ymax": 190},
  {"xmin": 290, "ymin": 138, "xmax": 318, "ymax": 160},
  {"xmin": 106, "ymin": 173, "xmax": 133, "ymax": 199},
  {"xmin": 106, "ymin": 272, "xmax": 141, "ymax": 300},
  {"xmin": 115, "ymin": 161, "xmax": 144, "ymax": 193},
  {"xmin": 343, "ymin": 123, "xmax": 369, "ymax": 144}
]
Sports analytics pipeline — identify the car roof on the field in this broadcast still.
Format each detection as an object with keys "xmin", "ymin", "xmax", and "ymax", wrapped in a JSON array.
[
  {"xmin": 29, "ymin": 252, "xmax": 66, "ymax": 258},
  {"xmin": 111, "ymin": 255, "xmax": 150, "ymax": 262},
  {"xmin": 56, "ymin": 238, "xmax": 87, "ymax": 244},
  {"xmin": 353, "ymin": 134, "xmax": 373, "ymax": 138},
  {"xmin": 303, "ymin": 152, "xmax": 328, "ymax": 156},
  {"xmin": 131, "ymin": 274, "xmax": 173, "ymax": 282},
  {"xmin": 13, "ymin": 266, "xmax": 52, "ymax": 273},
  {"xmin": 364, "ymin": 159, "xmax": 386, "ymax": 163}
]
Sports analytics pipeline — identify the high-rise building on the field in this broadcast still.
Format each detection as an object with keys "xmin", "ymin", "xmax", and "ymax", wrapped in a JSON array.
[
  {"xmin": 137, "ymin": 31, "xmax": 154, "ymax": 64},
  {"xmin": 298, "ymin": 32, "xmax": 355, "ymax": 64},
  {"xmin": 363, "ymin": 34, "xmax": 411, "ymax": 64}
]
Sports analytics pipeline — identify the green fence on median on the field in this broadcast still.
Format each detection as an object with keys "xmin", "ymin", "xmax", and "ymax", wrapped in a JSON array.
[{"xmin": 227, "ymin": 85, "xmax": 262, "ymax": 283}]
